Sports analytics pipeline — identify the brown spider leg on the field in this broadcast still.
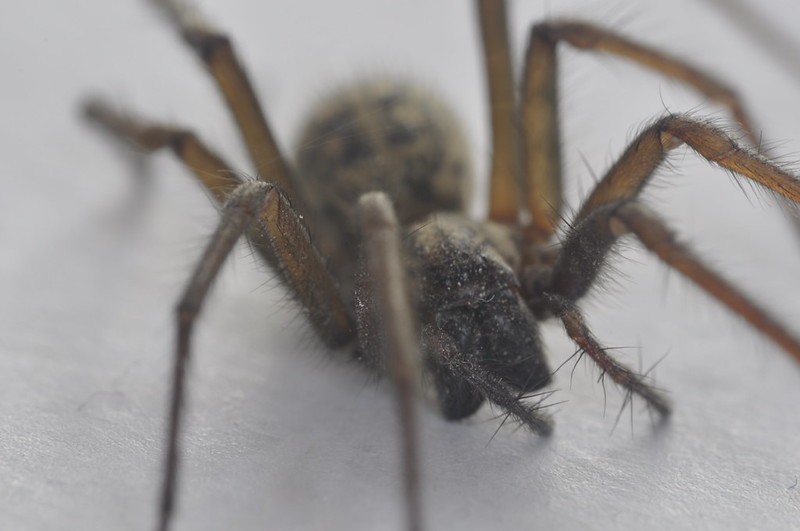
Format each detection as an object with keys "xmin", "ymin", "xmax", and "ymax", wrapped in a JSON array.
[
  {"xmin": 551, "ymin": 296, "xmax": 671, "ymax": 417},
  {"xmin": 476, "ymin": 0, "xmax": 522, "ymax": 224},
  {"xmin": 84, "ymin": 99, "xmax": 295, "ymax": 273},
  {"xmin": 525, "ymin": 209, "xmax": 672, "ymax": 414},
  {"xmin": 254, "ymin": 188, "xmax": 356, "ymax": 349},
  {"xmin": 159, "ymin": 181, "xmax": 355, "ymax": 531},
  {"xmin": 611, "ymin": 202, "xmax": 800, "ymax": 364},
  {"xmin": 701, "ymin": 0, "xmax": 800, "ymax": 240},
  {"xmin": 520, "ymin": 21, "xmax": 562, "ymax": 239},
  {"xmin": 356, "ymin": 192, "xmax": 423, "ymax": 531},
  {"xmin": 520, "ymin": 19, "xmax": 769, "ymax": 240},
  {"xmin": 575, "ymin": 114, "xmax": 800, "ymax": 224},
  {"xmin": 83, "ymin": 99, "xmax": 240, "ymax": 203},
  {"xmin": 151, "ymin": 0, "xmax": 304, "ymax": 212},
  {"xmin": 161, "ymin": 182, "xmax": 268, "ymax": 531},
  {"xmin": 533, "ymin": 115, "xmax": 800, "ymax": 400},
  {"xmin": 534, "ymin": 199, "xmax": 800, "ymax": 412},
  {"xmin": 533, "ymin": 21, "xmax": 760, "ymax": 143},
  {"xmin": 534, "ymin": 115, "xmax": 800, "ymax": 311},
  {"xmin": 422, "ymin": 325, "xmax": 554, "ymax": 435}
]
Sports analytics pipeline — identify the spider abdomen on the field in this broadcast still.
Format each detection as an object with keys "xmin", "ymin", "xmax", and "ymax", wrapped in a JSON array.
[{"xmin": 294, "ymin": 79, "xmax": 472, "ymax": 297}]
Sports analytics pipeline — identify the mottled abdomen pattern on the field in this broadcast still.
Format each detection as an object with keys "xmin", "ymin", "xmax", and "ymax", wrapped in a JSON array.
[{"xmin": 294, "ymin": 79, "xmax": 472, "ymax": 295}]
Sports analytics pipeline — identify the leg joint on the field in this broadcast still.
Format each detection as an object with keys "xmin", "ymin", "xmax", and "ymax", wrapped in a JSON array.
[{"xmin": 183, "ymin": 29, "xmax": 230, "ymax": 63}]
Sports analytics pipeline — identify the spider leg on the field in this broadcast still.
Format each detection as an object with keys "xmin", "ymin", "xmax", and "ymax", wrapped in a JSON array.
[
  {"xmin": 520, "ymin": 19, "xmax": 770, "ymax": 239},
  {"xmin": 254, "ymin": 186, "xmax": 355, "ymax": 349},
  {"xmin": 83, "ymin": 100, "xmax": 286, "ymax": 269},
  {"xmin": 611, "ymin": 202, "xmax": 800, "ymax": 363},
  {"xmin": 477, "ymin": 2, "xmax": 772, "ymax": 235},
  {"xmin": 531, "ymin": 200, "xmax": 800, "ymax": 400},
  {"xmin": 519, "ymin": 21, "xmax": 562, "ymax": 239},
  {"xmin": 476, "ymin": 0, "xmax": 522, "ymax": 224},
  {"xmin": 83, "ymin": 100, "xmax": 240, "ymax": 203},
  {"xmin": 575, "ymin": 114, "xmax": 800, "ymax": 223},
  {"xmin": 159, "ymin": 181, "xmax": 355, "ymax": 531},
  {"xmin": 549, "ymin": 295, "xmax": 671, "ymax": 417},
  {"xmin": 161, "ymin": 182, "xmax": 268, "ymax": 531},
  {"xmin": 530, "ymin": 115, "xmax": 800, "ymax": 404},
  {"xmin": 531, "ymin": 21, "xmax": 760, "ymax": 142},
  {"xmin": 151, "ymin": 0, "xmax": 304, "ymax": 212},
  {"xmin": 422, "ymin": 325, "xmax": 554, "ymax": 435},
  {"xmin": 356, "ymin": 192, "xmax": 423, "ymax": 531}
]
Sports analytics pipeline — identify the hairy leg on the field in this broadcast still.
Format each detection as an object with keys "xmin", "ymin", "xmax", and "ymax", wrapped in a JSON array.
[
  {"xmin": 152, "ymin": 0, "xmax": 304, "ymax": 211},
  {"xmin": 356, "ymin": 192, "xmax": 423, "ymax": 531},
  {"xmin": 521, "ymin": 18, "xmax": 774, "ymax": 239},
  {"xmin": 574, "ymin": 115, "xmax": 800, "ymax": 223},
  {"xmin": 84, "ymin": 99, "xmax": 239, "ymax": 203},
  {"xmin": 551, "ymin": 295, "xmax": 671, "ymax": 416},
  {"xmin": 533, "ymin": 200, "xmax": 800, "ymax": 365},
  {"xmin": 158, "ymin": 181, "xmax": 354, "ymax": 531},
  {"xmin": 612, "ymin": 202, "xmax": 800, "ymax": 363}
]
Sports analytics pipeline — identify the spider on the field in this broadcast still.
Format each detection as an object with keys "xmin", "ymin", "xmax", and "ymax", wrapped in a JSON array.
[{"xmin": 83, "ymin": 1, "xmax": 800, "ymax": 530}]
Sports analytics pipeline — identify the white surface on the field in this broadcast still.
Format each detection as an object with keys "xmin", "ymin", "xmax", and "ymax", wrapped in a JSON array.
[{"xmin": 2, "ymin": 1, "xmax": 800, "ymax": 530}]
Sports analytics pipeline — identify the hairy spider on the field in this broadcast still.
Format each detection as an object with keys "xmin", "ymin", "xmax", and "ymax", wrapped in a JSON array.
[{"xmin": 83, "ymin": 1, "xmax": 800, "ymax": 530}]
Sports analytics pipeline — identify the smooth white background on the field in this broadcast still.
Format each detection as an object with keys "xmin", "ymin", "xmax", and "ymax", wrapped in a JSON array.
[{"xmin": 2, "ymin": 1, "xmax": 800, "ymax": 530}]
